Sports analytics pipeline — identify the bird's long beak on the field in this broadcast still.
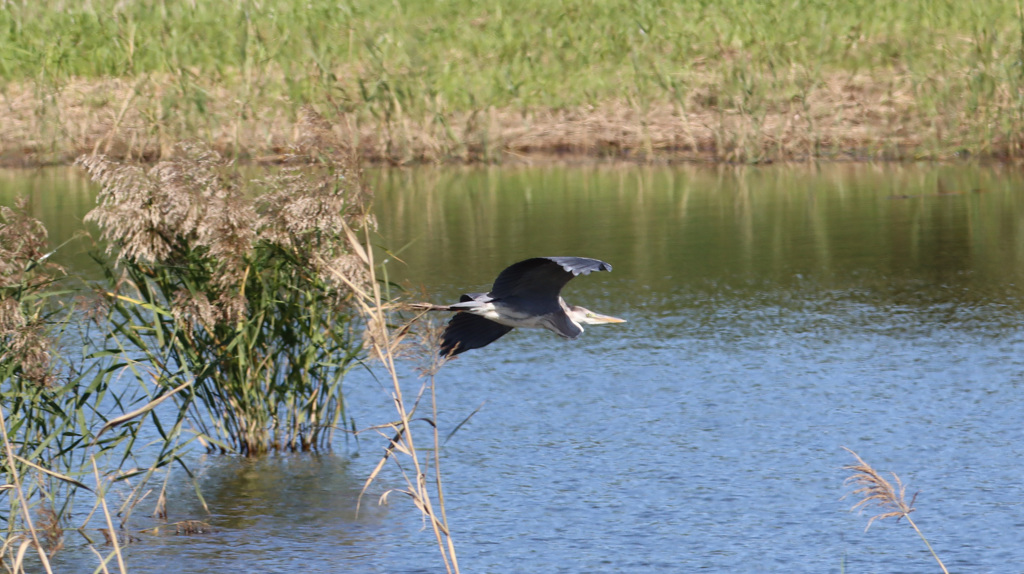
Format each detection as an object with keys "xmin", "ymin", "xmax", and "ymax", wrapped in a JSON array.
[{"xmin": 587, "ymin": 311, "xmax": 626, "ymax": 324}]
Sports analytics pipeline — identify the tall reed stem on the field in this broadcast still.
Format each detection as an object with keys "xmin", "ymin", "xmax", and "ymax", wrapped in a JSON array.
[
  {"xmin": 0, "ymin": 405, "xmax": 53, "ymax": 574},
  {"xmin": 905, "ymin": 517, "xmax": 949, "ymax": 574},
  {"xmin": 328, "ymin": 222, "xmax": 459, "ymax": 574}
]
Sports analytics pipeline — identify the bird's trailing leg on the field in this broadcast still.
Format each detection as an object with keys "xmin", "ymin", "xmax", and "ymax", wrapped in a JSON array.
[{"xmin": 407, "ymin": 302, "xmax": 457, "ymax": 312}]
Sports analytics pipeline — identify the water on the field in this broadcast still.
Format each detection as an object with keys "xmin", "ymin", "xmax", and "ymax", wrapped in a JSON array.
[{"xmin": 4, "ymin": 164, "xmax": 1024, "ymax": 572}]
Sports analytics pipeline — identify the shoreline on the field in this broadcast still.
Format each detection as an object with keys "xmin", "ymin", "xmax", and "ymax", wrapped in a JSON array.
[{"xmin": 2, "ymin": 75, "xmax": 1020, "ymax": 169}]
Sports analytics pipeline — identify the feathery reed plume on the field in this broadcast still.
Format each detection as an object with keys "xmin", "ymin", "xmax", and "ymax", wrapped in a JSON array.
[
  {"xmin": 0, "ymin": 200, "xmax": 62, "ymax": 388},
  {"xmin": 842, "ymin": 447, "xmax": 949, "ymax": 574},
  {"xmin": 80, "ymin": 144, "xmax": 256, "ymax": 314},
  {"xmin": 0, "ymin": 201, "xmax": 54, "ymax": 284},
  {"xmin": 78, "ymin": 142, "xmax": 371, "ymax": 455}
]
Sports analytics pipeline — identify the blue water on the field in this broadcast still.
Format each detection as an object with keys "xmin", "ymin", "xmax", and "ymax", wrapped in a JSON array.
[
  {"xmin": 350, "ymin": 294, "xmax": 1024, "ymax": 572},
  {"xmin": 6, "ymin": 164, "xmax": 1024, "ymax": 572}
]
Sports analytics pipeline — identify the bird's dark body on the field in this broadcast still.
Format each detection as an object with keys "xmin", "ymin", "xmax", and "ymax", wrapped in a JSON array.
[{"xmin": 439, "ymin": 257, "xmax": 617, "ymax": 356}]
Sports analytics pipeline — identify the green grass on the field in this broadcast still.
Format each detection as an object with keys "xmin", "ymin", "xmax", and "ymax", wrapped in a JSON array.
[
  {"xmin": 1, "ymin": 0, "xmax": 1017, "ymax": 106},
  {"xmin": 2, "ymin": 0, "xmax": 1024, "ymax": 161}
]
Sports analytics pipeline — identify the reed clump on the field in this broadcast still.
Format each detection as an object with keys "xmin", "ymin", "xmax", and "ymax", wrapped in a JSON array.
[
  {"xmin": 842, "ymin": 447, "xmax": 949, "ymax": 574},
  {"xmin": 4, "ymin": 125, "xmax": 461, "ymax": 571},
  {"xmin": 78, "ymin": 141, "xmax": 374, "ymax": 456}
]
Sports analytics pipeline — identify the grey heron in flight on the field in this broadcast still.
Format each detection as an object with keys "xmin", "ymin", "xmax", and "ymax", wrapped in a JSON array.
[{"xmin": 423, "ymin": 256, "xmax": 625, "ymax": 356}]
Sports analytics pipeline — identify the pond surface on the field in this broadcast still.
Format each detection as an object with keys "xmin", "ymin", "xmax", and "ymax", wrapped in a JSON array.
[{"xmin": 3, "ymin": 163, "xmax": 1024, "ymax": 572}]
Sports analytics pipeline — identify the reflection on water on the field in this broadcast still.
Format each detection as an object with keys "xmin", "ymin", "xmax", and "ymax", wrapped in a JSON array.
[
  {"xmin": 0, "ymin": 168, "xmax": 99, "ymax": 272},
  {"xmin": 51, "ymin": 454, "xmax": 393, "ymax": 573},
  {"xmin": 5, "ymin": 164, "xmax": 1024, "ymax": 572},
  {"xmin": 372, "ymin": 163, "xmax": 1024, "ymax": 300}
]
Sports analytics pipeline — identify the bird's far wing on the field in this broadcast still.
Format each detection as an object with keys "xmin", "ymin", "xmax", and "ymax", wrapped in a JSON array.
[
  {"xmin": 489, "ymin": 257, "xmax": 612, "ymax": 300},
  {"xmin": 545, "ymin": 256, "xmax": 613, "ymax": 276},
  {"xmin": 440, "ymin": 313, "xmax": 515, "ymax": 356}
]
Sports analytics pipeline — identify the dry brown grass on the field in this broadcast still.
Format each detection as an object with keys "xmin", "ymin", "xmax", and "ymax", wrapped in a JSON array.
[
  {"xmin": 0, "ymin": 70, "xmax": 1014, "ymax": 167},
  {"xmin": 842, "ymin": 447, "xmax": 949, "ymax": 574}
]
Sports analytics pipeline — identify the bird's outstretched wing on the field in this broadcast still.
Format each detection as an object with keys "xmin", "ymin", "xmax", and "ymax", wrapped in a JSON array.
[
  {"xmin": 489, "ymin": 257, "xmax": 612, "ymax": 300},
  {"xmin": 440, "ymin": 313, "xmax": 514, "ymax": 356}
]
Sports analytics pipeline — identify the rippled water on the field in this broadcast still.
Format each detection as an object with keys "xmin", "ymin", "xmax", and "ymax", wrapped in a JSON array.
[{"xmin": 4, "ymin": 164, "xmax": 1024, "ymax": 572}]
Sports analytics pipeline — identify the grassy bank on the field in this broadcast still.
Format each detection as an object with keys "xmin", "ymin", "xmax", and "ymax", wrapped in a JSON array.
[{"xmin": 2, "ymin": 0, "xmax": 1024, "ymax": 164}]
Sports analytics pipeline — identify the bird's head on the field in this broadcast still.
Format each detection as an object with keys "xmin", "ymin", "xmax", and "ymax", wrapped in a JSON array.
[{"xmin": 567, "ymin": 305, "xmax": 626, "ymax": 326}]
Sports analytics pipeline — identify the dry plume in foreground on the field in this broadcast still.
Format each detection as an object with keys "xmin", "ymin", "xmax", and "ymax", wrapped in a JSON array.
[{"xmin": 842, "ymin": 447, "xmax": 949, "ymax": 574}]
